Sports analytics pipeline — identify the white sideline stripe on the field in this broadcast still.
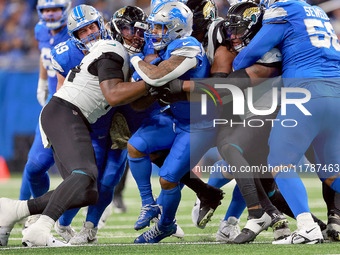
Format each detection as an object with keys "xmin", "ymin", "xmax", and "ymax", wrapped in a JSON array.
[{"xmin": 0, "ymin": 240, "xmax": 273, "ymax": 250}]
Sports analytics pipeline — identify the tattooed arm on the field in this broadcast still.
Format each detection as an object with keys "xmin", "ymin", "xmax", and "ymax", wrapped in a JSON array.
[{"xmin": 130, "ymin": 54, "xmax": 197, "ymax": 87}]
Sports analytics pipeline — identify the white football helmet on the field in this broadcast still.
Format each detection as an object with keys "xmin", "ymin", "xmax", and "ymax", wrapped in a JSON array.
[
  {"xmin": 150, "ymin": 0, "xmax": 188, "ymax": 10},
  {"xmin": 146, "ymin": 1, "xmax": 193, "ymax": 51},
  {"xmin": 67, "ymin": 5, "xmax": 108, "ymax": 51},
  {"xmin": 36, "ymin": 0, "xmax": 71, "ymax": 29}
]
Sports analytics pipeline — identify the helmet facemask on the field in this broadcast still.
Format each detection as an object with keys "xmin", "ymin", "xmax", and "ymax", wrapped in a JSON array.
[{"xmin": 36, "ymin": 0, "xmax": 71, "ymax": 29}]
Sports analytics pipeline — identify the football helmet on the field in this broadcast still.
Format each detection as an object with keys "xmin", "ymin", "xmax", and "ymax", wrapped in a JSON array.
[
  {"xmin": 186, "ymin": 0, "xmax": 218, "ymax": 36},
  {"xmin": 224, "ymin": 1, "xmax": 263, "ymax": 52},
  {"xmin": 67, "ymin": 5, "xmax": 108, "ymax": 51},
  {"xmin": 36, "ymin": 0, "xmax": 71, "ymax": 29},
  {"xmin": 110, "ymin": 6, "xmax": 148, "ymax": 55},
  {"xmin": 260, "ymin": 0, "xmax": 278, "ymax": 8},
  {"xmin": 150, "ymin": 0, "xmax": 188, "ymax": 10},
  {"xmin": 146, "ymin": 1, "xmax": 193, "ymax": 51}
]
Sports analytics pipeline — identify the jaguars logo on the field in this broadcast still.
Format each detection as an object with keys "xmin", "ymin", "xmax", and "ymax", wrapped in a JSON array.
[
  {"xmin": 116, "ymin": 7, "xmax": 126, "ymax": 18},
  {"xmin": 243, "ymin": 7, "xmax": 260, "ymax": 21},
  {"xmin": 203, "ymin": 1, "xmax": 216, "ymax": 20}
]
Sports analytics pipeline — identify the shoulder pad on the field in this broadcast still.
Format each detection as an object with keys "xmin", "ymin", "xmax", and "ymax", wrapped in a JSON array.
[
  {"xmin": 34, "ymin": 22, "xmax": 50, "ymax": 42},
  {"xmin": 169, "ymin": 37, "xmax": 202, "ymax": 58}
]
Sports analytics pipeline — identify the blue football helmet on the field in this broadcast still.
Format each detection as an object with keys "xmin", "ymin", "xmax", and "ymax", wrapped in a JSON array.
[
  {"xmin": 36, "ymin": 0, "xmax": 71, "ymax": 29},
  {"xmin": 146, "ymin": 1, "xmax": 193, "ymax": 51},
  {"xmin": 67, "ymin": 5, "xmax": 108, "ymax": 51}
]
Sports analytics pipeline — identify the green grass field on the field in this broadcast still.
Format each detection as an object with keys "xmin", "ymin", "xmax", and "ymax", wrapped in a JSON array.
[{"xmin": 0, "ymin": 174, "xmax": 339, "ymax": 254}]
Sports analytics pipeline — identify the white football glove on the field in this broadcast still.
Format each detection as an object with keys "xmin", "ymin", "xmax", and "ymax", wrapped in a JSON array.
[{"xmin": 37, "ymin": 78, "xmax": 48, "ymax": 106}]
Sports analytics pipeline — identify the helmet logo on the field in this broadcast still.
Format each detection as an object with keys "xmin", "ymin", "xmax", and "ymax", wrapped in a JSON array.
[
  {"xmin": 243, "ymin": 7, "xmax": 259, "ymax": 20},
  {"xmin": 203, "ymin": 1, "xmax": 215, "ymax": 19},
  {"xmin": 118, "ymin": 7, "xmax": 126, "ymax": 17},
  {"xmin": 169, "ymin": 8, "xmax": 187, "ymax": 24}
]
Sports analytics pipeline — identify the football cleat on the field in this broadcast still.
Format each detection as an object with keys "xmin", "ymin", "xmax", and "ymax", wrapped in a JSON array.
[
  {"xmin": 192, "ymin": 186, "xmax": 224, "ymax": 229},
  {"xmin": 69, "ymin": 221, "xmax": 98, "ymax": 244},
  {"xmin": 0, "ymin": 198, "xmax": 27, "ymax": 246},
  {"xmin": 232, "ymin": 212, "xmax": 272, "ymax": 244},
  {"xmin": 22, "ymin": 214, "xmax": 40, "ymax": 236},
  {"xmin": 134, "ymin": 204, "xmax": 161, "ymax": 230},
  {"xmin": 151, "ymin": 216, "xmax": 184, "ymax": 238},
  {"xmin": 216, "ymin": 217, "xmax": 240, "ymax": 242},
  {"xmin": 54, "ymin": 219, "xmax": 76, "ymax": 242},
  {"xmin": 23, "ymin": 234, "xmax": 70, "ymax": 247},
  {"xmin": 134, "ymin": 221, "xmax": 177, "ymax": 243},
  {"xmin": 270, "ymin": 213, "xmax": 291, "ymax": 240},
  {"xmin": 272, "ymin": 223, "xmax": 323, "ymax": 244},
  {"xmin": 326, "ymin": 213, "xmax": 340, "ymax": 241},
  {"xmin": 22, "ymin": 218, "xmax": 53, "ymax": 247}
]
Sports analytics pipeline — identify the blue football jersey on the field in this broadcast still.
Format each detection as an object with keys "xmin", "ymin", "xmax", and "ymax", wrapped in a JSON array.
[
  {"xmin": 233, "ymin": 0, "xmax": 340, "ymax": 90},
  {"xmin": 158, "ymin": 36, "xmax": 213, "ymax": 127},
  {"xmin": 51, "ymin": 38, "xmax": 84, "ymax": 78},
  {"xmin": 263, "ymin": 0, "xmax": 340, "ymax": 79},
  {"xmin": 35, "ymin": 23, "xmax": 70, "ymax": 95}
]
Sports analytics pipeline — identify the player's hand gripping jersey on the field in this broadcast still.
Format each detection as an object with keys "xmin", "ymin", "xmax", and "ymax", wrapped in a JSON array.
[{"xmin": 54, "ymin": 40, "xmax": 130, "ymax": 124}]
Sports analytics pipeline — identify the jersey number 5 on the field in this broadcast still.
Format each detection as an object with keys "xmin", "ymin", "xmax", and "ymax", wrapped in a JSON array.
[{"xmin": 304, "ymin": 19, "xmax": 340, "ymax": 51}]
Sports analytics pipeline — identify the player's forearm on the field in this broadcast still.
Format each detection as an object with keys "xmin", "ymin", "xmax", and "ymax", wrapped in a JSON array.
[
  {"xmin": 233, "ymin": 23, "xmax": 286, "ymax": 70},
  {"xmin": 101, "ymin": 79, "xmax": 147, "ymax": 106},
  {"xmin": 131, "ymin": 55, "xmax": 197, "ymax": 86}
]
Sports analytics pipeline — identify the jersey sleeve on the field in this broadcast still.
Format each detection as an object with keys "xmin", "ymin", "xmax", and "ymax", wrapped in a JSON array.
[
  {"xmin": 170, "ymin": 37, "xmax": 202, "ymax": 58},
  {"xmin": 50, "ymin": 40, "xmax": 72, "ymax": 77},
  {"xmin": 233, "ymin": 22, "xmax": 288, "ymax": 70}
]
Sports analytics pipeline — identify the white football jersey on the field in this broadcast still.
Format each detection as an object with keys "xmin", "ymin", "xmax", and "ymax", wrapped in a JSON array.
[{"xmin": 54, "ymin": 39, "xmax": 129, "ymax": 124}]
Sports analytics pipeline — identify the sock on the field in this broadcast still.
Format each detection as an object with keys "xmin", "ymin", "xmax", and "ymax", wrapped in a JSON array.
[
  {"xmin": 207, "ymin": 163, "xmax": 230, "ymax": 188},
  {"xmin": 322, "ymin": 182, "xmax": 336, "ymax": 215},
  {"xmin": 225, "ymin": 185, "xmax": 246, "ymax": 220},
  {"xmin": 296, "ymin": 212, "xmax": 315, "ymax": 229},
  {"xmin": 19, "ymin": 170, "xmax": 31, "ymax": 200},
  {"xmin": 128, "ymin": 155, "xmax": 154, "ymax": 206},
  {"xmin": 59, "ymin": 208, "xmax": 80, "ymax": 226},
  {"xmin": 274, "ymin": 168, "xmax": 310, "ymax": 217},
  {"xmin": 159, "ymin": 185, "xmax": 181, "ymax": 226},
  {"xmin": 86, "ymin": 184, "xmax": 114, "ymax": 227},
  {"xmin": 330, "ymin": 176, "xmax": 340, "ymax": 193},
  {"xmin": 16, "ymin": 200, "xmax": 30, "ymax": 219}
]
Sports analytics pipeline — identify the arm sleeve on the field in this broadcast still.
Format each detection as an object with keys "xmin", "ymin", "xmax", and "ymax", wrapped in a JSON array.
[
  {"xmin": 233, "ymin": 22, "xmax": 288, "ymax": 71},
  {"xmin": 88, "ymin": 52, "xmax": 124, "ymax": 83},
  {"xmin": 132, "ymin": 56, "xmax": 197, "ymax": 87}
]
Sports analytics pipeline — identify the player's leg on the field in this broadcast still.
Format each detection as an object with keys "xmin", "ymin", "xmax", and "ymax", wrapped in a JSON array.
[
  {"xmin": 21, "ymin": 99, "xmax": 99, "ymax": 246},
  {"xmin": 134, "ymin": 126, "xmax": 217, "ymax": 243},
  {"xmin": 269, "ymin": 98, "xmax": 324, "ymax": 244},
  {"xmin": 128, "ymin": 113, "xmax": 175, "ymax": 230}
]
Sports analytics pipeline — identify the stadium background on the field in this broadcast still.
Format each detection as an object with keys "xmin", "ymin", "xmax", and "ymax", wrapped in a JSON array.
[{"xmin": 0, "ymin": 0, "xmax": 340, "ymax": 174}]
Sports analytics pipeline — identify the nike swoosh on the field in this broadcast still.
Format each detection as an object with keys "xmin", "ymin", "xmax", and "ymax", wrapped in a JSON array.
[
  {"xmin": 183, "ymin": 42, "xmax": 190, "ymax": 46},
  {"xmin": 305, "ymin": 227, "xmax": 316, "ymax": 234}
]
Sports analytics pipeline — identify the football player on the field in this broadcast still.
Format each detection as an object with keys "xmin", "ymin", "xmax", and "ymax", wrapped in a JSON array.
[
  {"xmin": 233, "ymin": 0, "xmax": 340, "ymax": 244},
  {"xmin": 17, "ymin": 0, "xmax": 72, "ymax": 243},
  {"xmin": 0, "ymin": 4, "xmax": 154, "ymax": 247},
  {"xmin": 128, "ymin": 1, "xmax": 218, "ymax": 243}
]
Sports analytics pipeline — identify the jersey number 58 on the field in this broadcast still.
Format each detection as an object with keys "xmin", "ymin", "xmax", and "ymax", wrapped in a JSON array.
[{"xmin": 304, "ymin": 19, "xmax": 340, "ymax": 51}]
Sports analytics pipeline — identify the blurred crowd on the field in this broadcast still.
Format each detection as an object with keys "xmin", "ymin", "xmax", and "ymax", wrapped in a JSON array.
[{"xmin": 0, "ymin": 0, "xmax": 339, "ymax": 71}]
